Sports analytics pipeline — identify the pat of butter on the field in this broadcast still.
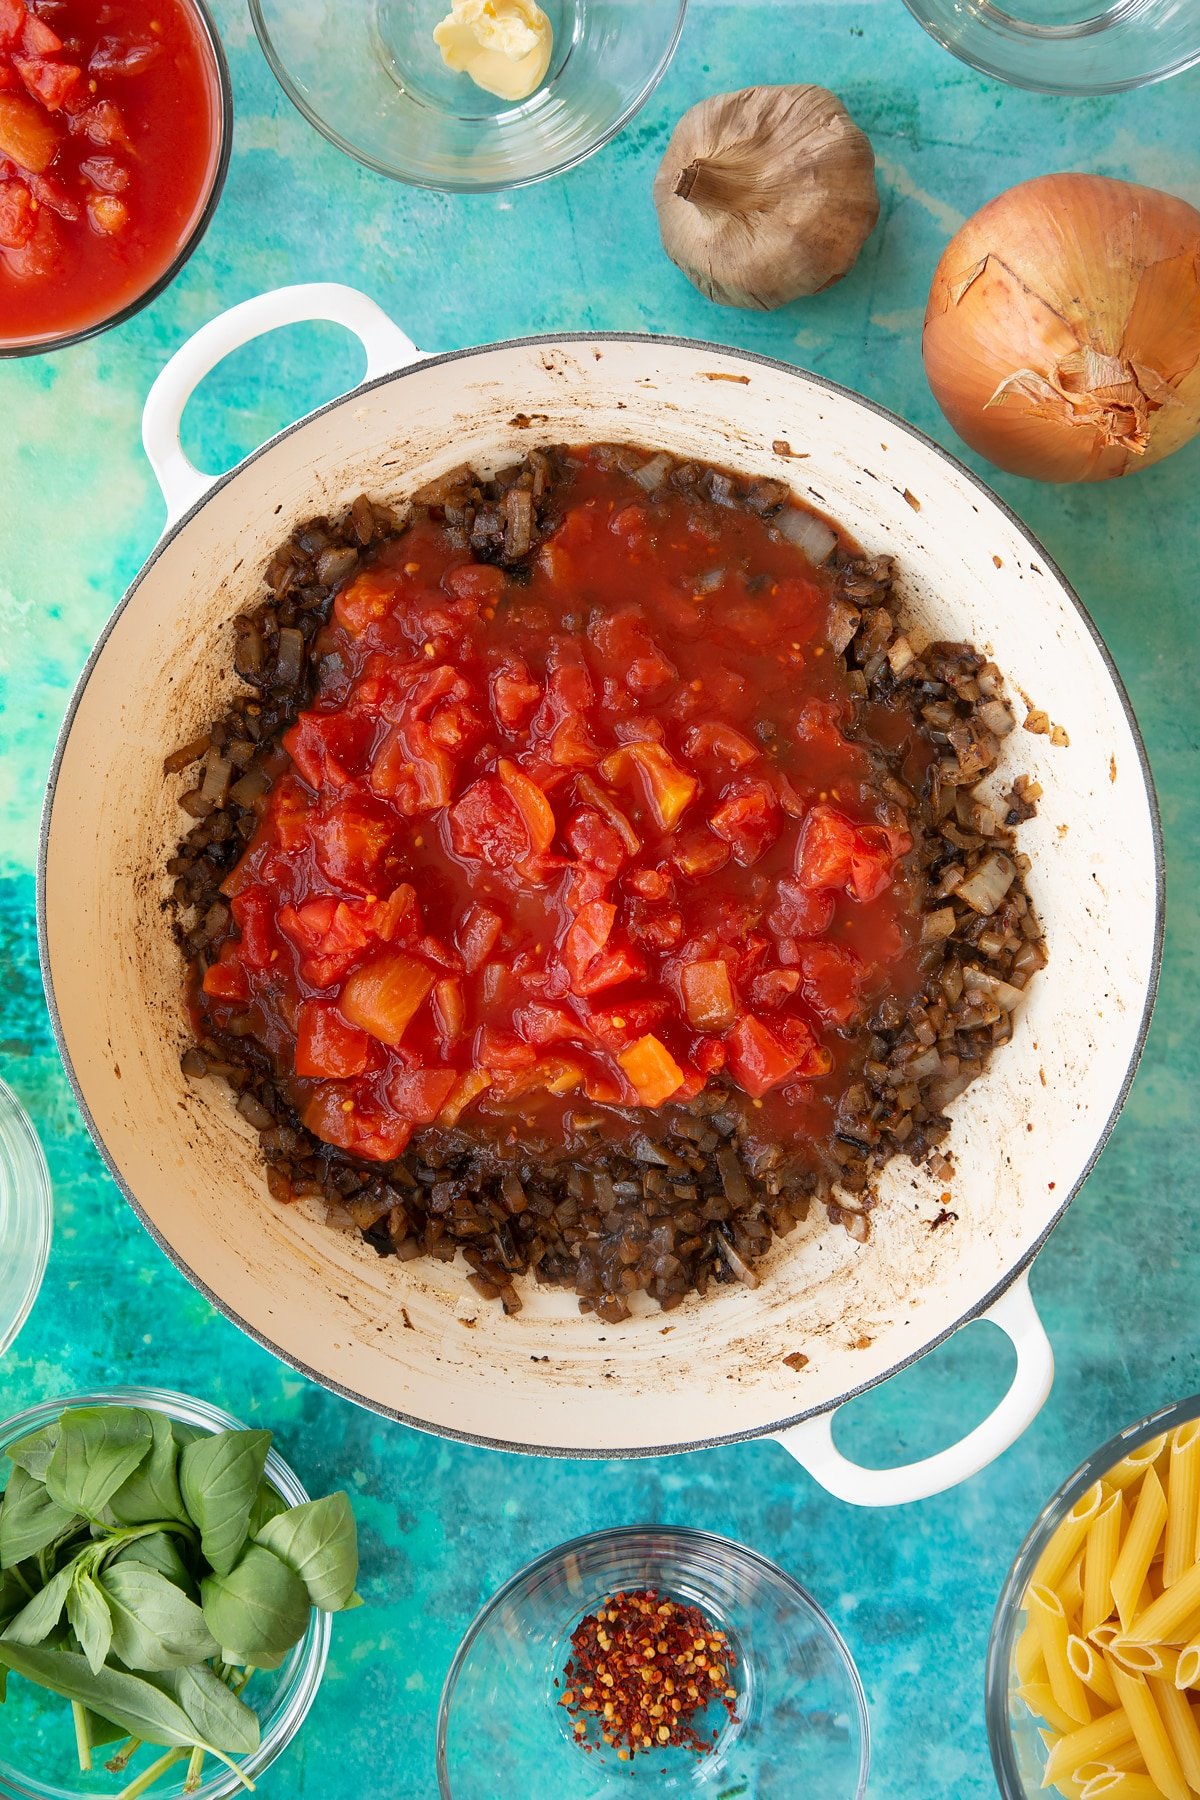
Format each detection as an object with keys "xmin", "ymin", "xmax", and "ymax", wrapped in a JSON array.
[{"xmin": 433, "ymin": 0, "xmax": 553, "ymax": 102}]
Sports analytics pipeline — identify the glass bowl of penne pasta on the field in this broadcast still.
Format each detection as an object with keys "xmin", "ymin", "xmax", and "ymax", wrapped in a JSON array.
[{"xmin": 987, "ymin": 1396, "xmax": 1200, "ymax": 1800}]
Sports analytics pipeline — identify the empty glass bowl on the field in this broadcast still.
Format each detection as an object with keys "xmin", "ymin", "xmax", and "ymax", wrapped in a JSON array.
[
  {"xmin": 902, "ymin": 0, "xmax": 1200, "ymax": 94},
  {"xmin": 437, "ymin": 1524, "xmax": 869, "ymax": 1797},
  {"xmin": 0, "ymin": 1078, "xmax": 52, "ymax": 1359},
  {"xmin": 249, "ymin": 0, "xmax": 688, "ymax": 191},
  {"xmin": 986, "ymin": 1393, "xmax": 1200, "ymax": 1797},
  {"xmin": 0, "ymin": 1386, "xmax": 329, "ymax": 1800}
]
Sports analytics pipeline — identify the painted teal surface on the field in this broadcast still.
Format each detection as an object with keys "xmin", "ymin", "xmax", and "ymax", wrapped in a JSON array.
[{"xmin": 1, "ymin": 3, "xmax": 1199, "ymax": 1793}]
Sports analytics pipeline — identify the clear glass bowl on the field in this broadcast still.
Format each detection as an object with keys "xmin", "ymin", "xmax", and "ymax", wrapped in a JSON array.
[
  {"xmin": 0, "ymin": 1386, "xmax": 330, "ymax": 1800},
  {"xmin": 902, "ymin": 0, "xmax": 1200, "ymax": 95},
  {"xmin": 986, "ymin": 1392, "xmax": 1200, "ymax": 1796},
  {"xmin": 437, "ymin": 1525, "xmax": 869, "ymax": 1797},
  {"xmin": 0, "ymin": 0, "xmax": 232, "ymax": 357},
  {"xmin": 0, "ymin": 1078, "xmax": 52, "ymax": 1359},
  {"xmin": 249, "ymin": 0, "xmax": 688, "ymax": 191}
]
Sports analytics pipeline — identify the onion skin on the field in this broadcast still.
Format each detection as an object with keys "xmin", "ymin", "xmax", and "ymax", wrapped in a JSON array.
[{"xmin": 922, "ymin": 173, "xmax": 1200, "ymax": 483}]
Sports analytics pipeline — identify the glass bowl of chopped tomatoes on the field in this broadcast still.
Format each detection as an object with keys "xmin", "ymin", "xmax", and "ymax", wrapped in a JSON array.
[
  {"xmin": 437, "ymin": 1524, "xmax": 869, "ymax": 1796},
  {"xmin": 0, "ymin": 0, "xmax": 231, "ymax": 355}
]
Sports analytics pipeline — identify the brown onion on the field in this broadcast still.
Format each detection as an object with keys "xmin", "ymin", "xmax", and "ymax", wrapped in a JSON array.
[{"xmin": 922, "ymin": 174, "xmax": 1200, "ymax": 483}]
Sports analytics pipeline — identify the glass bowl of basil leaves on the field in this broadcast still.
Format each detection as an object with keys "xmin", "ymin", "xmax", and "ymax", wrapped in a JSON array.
[{"xmin": 0, "ymin": 1386, "xmax": 359, "ymax": 1800}]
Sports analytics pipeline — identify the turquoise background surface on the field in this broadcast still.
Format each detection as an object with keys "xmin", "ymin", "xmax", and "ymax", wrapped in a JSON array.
[{"xmin": 2, "ymin": 1, "xmax": 1199, "ymax": 1793}]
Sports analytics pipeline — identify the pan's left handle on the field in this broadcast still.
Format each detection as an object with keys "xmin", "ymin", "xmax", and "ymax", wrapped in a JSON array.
[{"xmin": 141, "ymin": 283, "xmax": 424, "ymax": 526}]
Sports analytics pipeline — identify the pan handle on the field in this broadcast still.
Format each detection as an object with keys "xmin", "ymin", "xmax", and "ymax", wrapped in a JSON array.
[
  {"xmin": 772, "ymin": 1271, "xmax": 1053, "ymax": 1507},
  {"xmin": 141, "ymin": 283, "xmax": 423, "ymax": 525}
]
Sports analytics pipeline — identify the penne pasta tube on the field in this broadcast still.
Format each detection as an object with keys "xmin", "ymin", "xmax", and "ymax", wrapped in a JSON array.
[
  {"xmin": 1041, "ymin": 1729, "xmax": 1087, "ymax": 1800},
  {"xmin": 1164, "ymin": 1421, "xmax": 1200, "ymax": 1588},
  {"xmin": 1111, "ymin": 1469, "xmax": 1168, "ymax": 1631},
  {"xmin": 1074, "ymin": 1739, "xmax": 1148, "ymax": 1776},
  {"xmin": 1068, "ymin": 1635, "xmax": 1120, "ymax": 1708},
  {"xmin": 1110, "ymin": 1639, "xmax": 1179, "ymax": 1680},
  {"xmin": 1128, "ymin": 1559, "xmax": 1200, "ymax": 1646},
  {"xmin": 1029, "ymin": 1584, "xmax": 1094, "ymax": 1725},
  {"xmin": 1035, "ymin": 1484, "xmax": 1109, "ymax": 1592},
  {"xmin": 1019, "ymin": 1614, "xmax": 1048, "ymax": 1682},
  {"xmin": 1090, "ymin": 1623, "xmax": 1123, "ymax": 1650},
  {"xmin": 1085, "ymin": 1491, "xmax": 1128, "ymax": 1639},
  {"xmin": 1176, "ymin": 1641, "xmax": 1200, "ymax": 1690},
  {"xmin": 1107, "ymin": 1658, "xmax": 1191, "ymax": 1800},
  {"xmin": 1149, "ymin": 1672, "xmax": 1200, "ymax": 1792},
  {"xmin": 1060, "ymin": 1556, "xmax": 1086, "ymax": 1621},
  {"xmin": 1042, "ymin": 1710, "xmax": 1137, "ymax": 1785},
  {"xmin": 1022, "ymin": 1680, "xmax": 1089, "ymax": 1736},
  {"xmin": 1081, "ymin": 1774, "xmax": 1179, "ymax": 1799},
  {"xmin": 1106, "ymin": 1437, "xmax": 1169, "ymax": 1494}
]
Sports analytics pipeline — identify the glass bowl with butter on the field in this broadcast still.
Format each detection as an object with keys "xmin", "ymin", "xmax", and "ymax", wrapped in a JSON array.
[{"xmin": 250, "ymin": 0, "xmax": 689, "ymax": 191}]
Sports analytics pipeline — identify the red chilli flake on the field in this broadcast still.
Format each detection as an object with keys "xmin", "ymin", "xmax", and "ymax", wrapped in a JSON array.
[{"xmin": 559, "ymin": 1587, "xmax": 739, "ymax": 1761}]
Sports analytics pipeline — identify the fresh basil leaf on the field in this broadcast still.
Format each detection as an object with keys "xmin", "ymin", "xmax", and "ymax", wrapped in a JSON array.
[
  {"xmin": 246, "ymin": 1479, "xmax": 287, "ymax": 1540},
  {"xmin": 168, "ymin": 1664, "xmax": 260, "ymax": 1756},
  {"xmin": 65, "ymin": 1571, "xmax": 113, "ymax": 1676},
  {"xmin": 106, "ymin": 1411, "xmax": 188, "ymax": 1528},
  {"xmin": 179, "ymin": 1431, "xmax": 271, "ymax": 1579},
  {"xmin": 201, "ymin": 1545, "xmax": 310, "ymax": 1664},
  {"xmin": 110, "ymin": 1532, "xmax": 195, "ymax": 1593},
  {"xmin": 254, "ymin": 1493, "xmax": 359, "ymax": 1612},
  {"xmin": 1, "ymin": 1559, "xmax": 76, "ymax": 1647},
  {"xmin": 5, "ymin": 1423, "xmax": 61, "ymax": 1484},
  {"xmin": 100, "ymin": 1565, "xmax": 219, "ymax": 1673},
  {"xmin": 45, "ymin": 1408, "xmax": 154, "ymax": 1521},
  {"xmin": 0, "ymin": 1466, "xmax": 80, "ymax": 1569},
  {"xmin": 0, "ymin": 1642, "xmax": 203, "ymax": 1747},
  {"xmin": 81, "ymin": 1707, "xmax": 128, "ymax": 1749}
]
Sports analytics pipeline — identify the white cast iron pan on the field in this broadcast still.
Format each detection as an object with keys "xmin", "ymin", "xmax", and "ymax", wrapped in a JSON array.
[{"xmin": 39, "ymin": 286, "xmax": 1163, "ymax": 1504}]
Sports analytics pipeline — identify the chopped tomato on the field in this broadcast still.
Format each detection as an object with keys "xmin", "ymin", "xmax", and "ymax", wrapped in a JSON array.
[
  {"xmin": 492, "ymin": 658, "xmax": 541, "ymax": 728},
  {"xmin": 513, "ymin": 1001, "xmax": 583, "ymax": 1047},
  {"xmin": 724, "ymin": 1016, "xmax": 805, "ymax": 1099},
  {"xmin": 749, "ymin": 968, "xmax": 800, "ymax": 1010},
  {"xmin": 15, "ymin": 55, "xmax": 80, "ymax": 110},
  {"xmin": 295, "ymin": 1001, "xmax": 381, "ymax": 1079},
  {"xmin": 339, "ymin": 952, "xmax": 434, "ymax": 1045},
  {"xmin": 474, "ymin": 1024, "xmax": 537, "ymax": 1071},
  {"xmin": 443, "ymin": 560, "xmax": 506, "ymax": 603},
  {"xmin": 797, "ymin": 804, "xmax": 898, "ymax": 903},
  {"xmin": 565, "ymin": 808, "xmax": 626, "ymax": 876},
  {"xmin": 796, "ymin": 942, "xmax": 864, "ymax": 1026},
  {"xmin": 334, "ymin": 568, "xmax": 398, "ymax": 636},
  {"xmin": 489, "ymin": 1055, "xmax": 584, "ymax": 1099},
  {"xmin": 230, "ymin": 887, "xmax": 276, "ymax": 971},
  {"xmin": 201, "ymin": 958, "xmax": 248, "ymax": 1003},
  {"xmin": 497, "ymin": 758, "xmax": 555, "ymax": 853},
  {"xmin": 302, "ymin": 1084, "xmax": 412, "ymax": 1162},
  {"xmin": 709, "ymin": 778, "xmax": 781, "ymax": 866},
  {"xmin": 386, "ymin": 1066, "xmax": 458, "ymax": 1123},
  {"xmin": 457, "ymin": 904, "xmax": 503, "ymax": 973},
  {"xmin": 671, "ymin": 829, "xmax": 731, "ymax": 880},
  {"xmin": 768, "ymin": 876, "xmax": 836, "ymax": 940},
  {"xmin": 449, "ymin": 776, "xmax": 529, "ymax": 868},
  {"xmin": 21, "ymin": 15, "xmax": 60, "ymax": 53},
  {"xmin": 0, "ymin": 1, "xmax": 27, "ymax": 49},
  {"xmin": 617, "ymin": 1034, "xmax": 685, "ymax": 1107},
  {"xmin": 0, "ymin": 91, "xmax": 58, "ymax": 169},
  {"xmin": 599, "ymin": 740, "xmax": 697, "ymax": 832},
  {"xmin": 432, "ymin": 976, "xmax": 466, "ymax": 1044},
  {"xmin": 0, "ymin": 175, "xmax": 33, "ymax": 247},
  {"xmin": 285, "ymin": 710, "xmax": 373, "ymax": 790},
  {"xmin": 437, "ymin": 1068, "xmax": 492, "ymax": 1126},
  {"xmin": 586, "ymin": 996, "xmax": 670, "ymax": 1052},
  {"xmin": 684, "ymin": 722, "xmax": 760, "ymax": 768},
  {"xmin": 680, "ymin": 960, "xmax": 736, "ymax": 1032},
  {"xmin": 312, "ymin": 794, "xmax": 398, "ymax": 895}
]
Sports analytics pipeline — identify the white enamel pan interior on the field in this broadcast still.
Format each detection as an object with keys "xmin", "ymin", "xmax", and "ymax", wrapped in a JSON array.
[{"xmin": 39, "ymin": 286, "xmax": 1162, "ymax": 1504}]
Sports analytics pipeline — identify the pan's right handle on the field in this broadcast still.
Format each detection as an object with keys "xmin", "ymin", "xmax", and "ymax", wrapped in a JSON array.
[
  {"xmin": 141, "ymin": 283, "xmax": 424, "ymax": 526},
  {"xmin": 774, "ymin": 1273, "xmax": 1054, "ymax": 1507}
]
